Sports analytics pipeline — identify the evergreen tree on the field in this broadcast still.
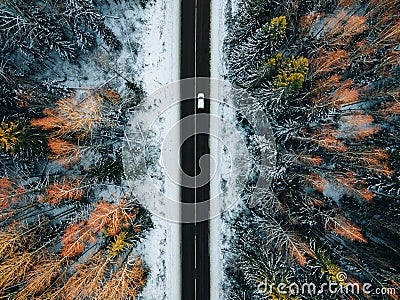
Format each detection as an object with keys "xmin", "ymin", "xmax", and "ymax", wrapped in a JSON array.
[
  {"xmin": 0, "ymin": 121, "xmax": 47, "ymax": 158},
  {"xmin": 226, "ymin": 0, "xmax": 400, "ymax": 297}
]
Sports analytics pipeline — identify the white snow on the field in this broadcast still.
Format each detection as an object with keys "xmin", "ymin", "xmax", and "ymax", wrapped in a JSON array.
[
  {"xmin": 131, "ymin": 216, "xmax": 179, "ymax": 300},
  {"xmin": 127, "ymin": 0, "xmax": 181, "ymax": 299},
  {"xmin": 210, "ymin": 0, "xmax": 242, "ymax": 299},
  {"xmin": 140, "ymin": 0, "xmax": 180, "ymax": 94}
]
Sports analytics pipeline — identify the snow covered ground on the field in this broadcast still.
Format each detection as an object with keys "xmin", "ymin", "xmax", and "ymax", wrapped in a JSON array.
[
  {"xmin": 128, "ymin": 0, "xmax": 181, "ymax": 299},
  {"xmin": 210, "ymin": 1, "xmax": 248, "ymax": 299},
  {"xmin": 209, "ymin": 0, "xmax": 227, "ymax": 297}
]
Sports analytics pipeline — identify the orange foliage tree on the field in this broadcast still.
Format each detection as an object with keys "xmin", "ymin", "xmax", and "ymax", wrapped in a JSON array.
[
  {"xmin": 0, "ymin": 178, "xmax": 25, "ymax": 209},
  {"xmin": 31, "ymin": 92, "xmax": 108, "ymax": 139},
  {"xmin": 98, "ymin": 257, "xmax": 147, "ymax": 300},
  {"xmin": 338, "ymin": 112, "xmax": 381, "ymax": 140},
  {"xmin": 320, "ymin": 11, "xmax": 368, "ymax": 47},
  {"xmin": 334, "ymin": 171, "xmax": 375, "ymax": 201},
  {"xmin": 265, "ymin": 220, "xmax": 313, "ymax": 266},
  {"xmin": 306, "ymin": 126, "xmax": 348, "ymax": 152},
  {"xmin": 61, "ymin": 199, "xmax": 138, "ymax": 258},
  {"xmin": 326, "ymin": 214, "xmax": 367, "ymax": 242},
  {"xmin": 297, "ymin": 154, "xmax": 324, "ymax": 167},
  {"xmin": 312, "ymin": 79, "xmax": 360, "ymax": 109},
  {"xmin": 305, "ymin": 173, "xmax": 329, "ymax": 193},
  {"xmin": 57, "ymin": 252, "xmax": 111, "ymax": 299},
  {"xmin": 310, "ymin": 49, "xmax": 349, "ymax": 78},
  {"xmin": 339, "ymin": 149, "xmax": 394, "ymax": 177},
  {"xmin": 38, "ymin": 177, "xmax": 84, "ymax": 205}
]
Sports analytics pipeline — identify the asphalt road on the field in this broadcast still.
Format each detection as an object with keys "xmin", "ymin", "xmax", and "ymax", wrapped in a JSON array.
[{"xmin": 180, "ymin": 0, "xmax": 211, "ymax": 298}]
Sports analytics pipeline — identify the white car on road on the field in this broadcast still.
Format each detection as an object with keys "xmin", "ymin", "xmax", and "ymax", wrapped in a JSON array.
[{"xmin": 197, "ymin": 93, "xmax": 205, "ymax": 109}]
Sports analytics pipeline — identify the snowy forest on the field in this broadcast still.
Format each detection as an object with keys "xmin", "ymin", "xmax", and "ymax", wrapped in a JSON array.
[
  {"xmin": 0, "ymin": 0, "xmax": 151, "ymax": 298},
  {"xmin": 225, "ymin": 0, "xmax": 400, "ymax": 299},
  {"xmin": 0, "ymin": 0, "xmax": 399, "ymax": 299}
]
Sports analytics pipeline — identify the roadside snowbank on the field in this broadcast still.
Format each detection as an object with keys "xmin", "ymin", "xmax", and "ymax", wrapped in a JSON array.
[{"xmin": 131, "ymin": 0, "xmax": 181, "ymax": 299}]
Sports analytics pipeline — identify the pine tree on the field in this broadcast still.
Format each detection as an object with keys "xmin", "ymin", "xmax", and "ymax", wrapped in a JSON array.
[
  {"xmin": 0, "ymin": 122, "xmax": 22, "ymax": 154},
  {"xmin": 0, "ymin": 0, "xmax": 78, "ymax": 60},
  {"xmin": 0, "ymin": 122, "xmax": 46, "ymax": 157},
  {"xmin": 228, "ymin": 16, "xmax": 288, "ymax": 87}
]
